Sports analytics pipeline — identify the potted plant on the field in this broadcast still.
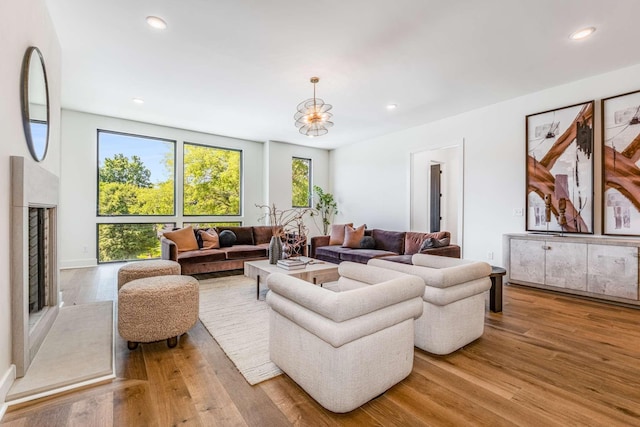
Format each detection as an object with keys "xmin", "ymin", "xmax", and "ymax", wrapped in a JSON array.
[{"xmin": 311, "ymin": 185, "xmax": 338, "ymax": 235}]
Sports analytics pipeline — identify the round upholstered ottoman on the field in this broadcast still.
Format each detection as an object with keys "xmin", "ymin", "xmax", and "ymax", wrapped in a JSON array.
[
  {"xmin": 118, "ymin": 275, "xmax": 199, "ymax": 350},
  {"xmin": 117, "ymin": 260, "xmax": 181, "ymax": 290}
]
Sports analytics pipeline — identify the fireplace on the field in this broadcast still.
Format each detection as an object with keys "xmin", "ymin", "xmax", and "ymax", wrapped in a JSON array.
[
  {"xmin": 11, "ymin": 156, "xmax": 60, "ymax": 378},
  {"xmin": 28, "ymin": 207, "xmax": 52, "ymax": 325}
]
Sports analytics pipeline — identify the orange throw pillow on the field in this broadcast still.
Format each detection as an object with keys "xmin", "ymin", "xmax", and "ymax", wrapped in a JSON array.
[
  {"xmin": 329, "ymin": 223, "xmax": 353, "ymax": 245},
  {"xmin": 163, "ymin": 226, "xmax": 199, "ymax": 252},
  {"xmin": 342, "ymin": 224, "xmax": 365, "ymax": 248},
  {"xmin": 199, "ymin": 229, "xmax": 220, "ymax": 249}
]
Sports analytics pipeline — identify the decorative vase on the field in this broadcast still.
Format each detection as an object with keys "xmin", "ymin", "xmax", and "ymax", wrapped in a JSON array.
[{"xmin": 269, "ymin": 236, "xmax": 282, "ymax": 264}]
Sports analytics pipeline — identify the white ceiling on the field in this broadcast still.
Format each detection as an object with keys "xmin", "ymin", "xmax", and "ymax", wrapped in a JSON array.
[{"xmin": 45, "ymin": 0, "xmax": 640, "ymax": 149}]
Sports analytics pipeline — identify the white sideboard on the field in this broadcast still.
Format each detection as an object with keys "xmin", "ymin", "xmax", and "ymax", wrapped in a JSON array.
[{"xmin": 503, "ymin": 233, "xmax": 640, "ymax": 306}]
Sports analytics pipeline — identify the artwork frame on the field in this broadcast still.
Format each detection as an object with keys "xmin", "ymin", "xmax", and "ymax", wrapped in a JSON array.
[
  {"xmin": 525, "ymin": 100, "xmax": 594, "ymax": 234},
  {"xmin": 602, "ymin": 89, "xmax": 640, "ymax": 236}
]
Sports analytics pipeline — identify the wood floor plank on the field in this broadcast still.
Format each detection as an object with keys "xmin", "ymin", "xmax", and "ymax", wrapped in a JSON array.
[
  {"xmin": 111, "ymin": 380, "xmax": 158, "ymax": 427},
  {"xmin": 66, "ymin": 391, "xmax": 113, "ymax": 427},
  {"xmin": 141, "ymin": 341, "xmax": 202, "ymax": 426},
  {"xmin": 172, "ymin": 331, "xmax": 248, "ymax": 427},
  {"xmin": 187, "ymin": 321, "xmax": 291, "ymax": 426}
]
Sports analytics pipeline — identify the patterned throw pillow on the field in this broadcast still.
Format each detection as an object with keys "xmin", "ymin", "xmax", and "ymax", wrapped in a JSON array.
[{"xmin": 419, "ymin": 236, "xmax": 450, "ymax": 252}]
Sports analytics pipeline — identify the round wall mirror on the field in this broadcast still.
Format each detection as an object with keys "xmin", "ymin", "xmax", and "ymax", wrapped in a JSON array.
[{"xmin": 21, "ymin": 46, "xmax": 50, "ymax": 162}]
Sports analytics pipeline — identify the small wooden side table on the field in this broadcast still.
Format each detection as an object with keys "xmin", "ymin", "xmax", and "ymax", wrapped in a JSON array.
[{"xmin": 489, "ymin": 266, "xmax": 506, "ymax": 313}]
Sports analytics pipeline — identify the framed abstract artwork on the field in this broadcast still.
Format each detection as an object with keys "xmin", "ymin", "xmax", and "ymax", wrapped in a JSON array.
[
  {"xmin": 602, "ymin": 89, "xmax": 640, "ymax": 235},
  {"xmin": 525, "ymin": 100, "xmax": 594, "ymax": 234}
]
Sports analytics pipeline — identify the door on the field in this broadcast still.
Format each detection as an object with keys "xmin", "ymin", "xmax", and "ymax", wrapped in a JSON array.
[{"xmin": 430, "ymin": 163, "xmax": 441, "ymax": 232}]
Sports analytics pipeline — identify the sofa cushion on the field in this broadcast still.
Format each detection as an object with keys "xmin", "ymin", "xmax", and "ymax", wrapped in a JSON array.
[
  {"xmin": 342, "ymin": 224, "xmax": 365, "ymax": 248},
  {"xmin": 315, "ymin": 245, "xmax": 352, "ymax": 263},
  {"xmin": 177, "ymin": 248, "xmax": 227, "ymax": 264},
  {"xmin": 163, "ymin": 226, "xmax": 200, "ymax": 253},
  {"xmin": 371, "ymin": 229, "xmax": 405, "ymax": 254},
  {"xmin": 223, "ymin": 245, "xmax": 268, "ymax": 259},
  {"xmin": 340, "ymin": 249, "xmax": 398, "ymax": 264},
  {"xmin": 215, "ymin": 226, "xmax": 254, "ymax": 245},
  {"xmin": 405, "ymin": 231, "xmax": 450, "ymax": 255},
  {"xmin": 378, "ymin": 254, "xmax": 413, "ymax": 264},
  {"xmin": 253, "ymin": 225, "xmax": 280, "ymax": 245},
  {"xmin": 329, "ymin": 223, "xmax": 353, "ymax": 245}
]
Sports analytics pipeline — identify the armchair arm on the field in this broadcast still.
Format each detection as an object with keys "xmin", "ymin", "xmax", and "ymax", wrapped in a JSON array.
[
  {"xmin": 310, "ymin": 235, "xmax": 330, "ymax": 258},
  {"xmin": 161, "ymin": 237, "xmax": 178, "ymax": 262},
  {"xmin": 266, "ymin": 272, "xmax": 424, "ymax": 322},
  {"xmin": 369, "ymin": 256, "xmax": 491, "ymax": 289},
  {"xmin": 266, "ymin": 274, "xmax": 424, "ymax": 348}
]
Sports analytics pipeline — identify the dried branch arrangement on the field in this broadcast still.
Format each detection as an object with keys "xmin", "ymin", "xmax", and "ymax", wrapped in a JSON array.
[{"xmin": 256, "ymin": 204, "xmax": 316, "ymax": 253}]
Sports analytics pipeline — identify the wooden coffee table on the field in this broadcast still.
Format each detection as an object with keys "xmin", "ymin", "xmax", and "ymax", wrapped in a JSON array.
[{"xmin": 244, "ymin": 259, "xmax": 340, "ymax": 300}]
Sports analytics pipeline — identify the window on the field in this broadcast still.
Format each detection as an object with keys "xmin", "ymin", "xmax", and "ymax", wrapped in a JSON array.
[
  {"xmin": 183, "ymin": 222, "xmax": 242, "ymax": 229},
  {"xmin": 292, "ymin": 157, "xmax": 311, "ymax": 207},
  {"xmin": 97, "ymin": 130, "xmax": 175, "ymax": 216},
  {"xmin": 183, "ymin": 143, "xmax": 242, "ymax": 216},
  {"xmin": 97, "ymin": 223, "xmax": 174, "ymax": 263}
]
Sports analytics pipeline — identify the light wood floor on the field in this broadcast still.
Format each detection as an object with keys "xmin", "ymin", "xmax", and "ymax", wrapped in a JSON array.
[{"xmin": 3, "ymin": 263, "xmax": 640, "ymax": 426}]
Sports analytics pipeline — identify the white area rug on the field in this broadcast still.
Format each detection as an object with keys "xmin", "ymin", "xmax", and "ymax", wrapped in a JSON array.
[{"xmin": 198, "ymin": 275, "xmax": 282, "ymax": 385}]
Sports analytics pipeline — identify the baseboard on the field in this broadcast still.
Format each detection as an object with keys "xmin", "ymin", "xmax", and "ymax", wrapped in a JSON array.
[
  {"xmin": 60, "ymin": 258, "xmax": 97, "ymax": 269},
  {"xmin": 0, "ymin": 365, "xmax": 16, "ymax": 421},
  {"xmin": 6, "ymin": 373, "xmax": 115, "ymax": 407}
]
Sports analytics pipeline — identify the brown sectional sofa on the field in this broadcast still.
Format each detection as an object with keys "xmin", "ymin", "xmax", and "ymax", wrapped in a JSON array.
[
  {"xmin": 161, "ymin": 225, "xmax": 275, "ymax": 275},
  {"xmin": 310, "ymin": 229, "xmax": 460, "ymax": 264}
]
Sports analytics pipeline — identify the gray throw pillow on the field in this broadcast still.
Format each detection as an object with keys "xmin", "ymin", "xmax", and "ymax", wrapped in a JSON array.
[
  {"xmin": 218, "ymin": 230, "xmax": 237, "ymax": 247},
  {"xmin": 359, "ymin": 236, "xmax": 376, "ymax": 249}
]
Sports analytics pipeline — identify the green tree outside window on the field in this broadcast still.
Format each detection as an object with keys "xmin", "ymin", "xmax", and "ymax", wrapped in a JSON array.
[
  {"xmin": 183, "ymin": 143, "xmax": 241, "ymax": 215},
  {"xmin": 292, "ymin": 157, "xmax": 311, "ymax": 207}
]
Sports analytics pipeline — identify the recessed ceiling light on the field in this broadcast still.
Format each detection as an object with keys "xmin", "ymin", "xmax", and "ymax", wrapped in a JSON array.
[
  {"xmin": 146, "ymin": 16, "xmax": 167, "ymax": 30},
  {"xmin": 387, "ymin": 104, "xmax": 398, "ymax": 110},
  {"xmin": 570, "ymin": 27, "xmax": 595, "ymax": 40},
  {"xmin": 132, "ymin": 98, "xmax": 145, "ymax": 104}
]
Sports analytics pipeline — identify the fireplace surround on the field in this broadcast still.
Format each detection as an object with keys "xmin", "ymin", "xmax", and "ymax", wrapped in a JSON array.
[{"xmin": 11, "ymin": 156, "xmax": 59, "ymax": 378}]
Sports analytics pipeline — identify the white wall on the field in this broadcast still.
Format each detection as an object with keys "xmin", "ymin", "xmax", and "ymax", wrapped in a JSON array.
[
  {"xmin": 0, "ymin": 0, "xmax": 61, "ymax": 407},
  {"xmin": 264, "ymin": 141, "xmax": 330, "ymax": 237},
  {"xmin": 60, "ymin": 110, "xmax": 274, "ymax": 268},
  {"xmin": 332, "ymin": 63, "xmax": 640, "ymax": 266}
]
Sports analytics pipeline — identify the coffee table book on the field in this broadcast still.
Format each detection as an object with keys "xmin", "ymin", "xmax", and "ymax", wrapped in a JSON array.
[{"xmin": 277, "ymin": 259, "xmax": 306, "ymax": 270}]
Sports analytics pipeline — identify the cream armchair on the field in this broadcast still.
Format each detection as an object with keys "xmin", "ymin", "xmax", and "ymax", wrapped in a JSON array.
[
  {"xmin": 266, "ymin": 262, "xmax": 424, "ymax": 413},
  {"xmin": 369, "ymin": 254, "xmax": 491, "ymax": 355}
]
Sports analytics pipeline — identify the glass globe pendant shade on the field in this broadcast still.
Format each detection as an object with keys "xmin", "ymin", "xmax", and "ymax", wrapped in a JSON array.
[{"xmin": 294, "ymin": 77, "xmax": 333, "ymax": 137}]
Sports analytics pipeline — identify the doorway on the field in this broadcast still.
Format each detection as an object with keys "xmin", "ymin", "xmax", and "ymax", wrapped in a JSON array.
[{"xmin": 410, "ymin": 141, "xmax": 464, "ymax": 250}]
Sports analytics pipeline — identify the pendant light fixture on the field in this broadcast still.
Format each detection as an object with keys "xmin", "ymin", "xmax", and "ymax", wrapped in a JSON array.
[{"xmin": 294, "ymin": 77, "xmax": 333, "ymax": 137}]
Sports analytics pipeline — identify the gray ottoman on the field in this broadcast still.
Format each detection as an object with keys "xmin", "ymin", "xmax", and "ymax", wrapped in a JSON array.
[
  {"xmin": 117, "ymin": 260, "xmax": 181, "ymax": 290},
  {"xmin": 118, "ymin": 275, "xmax": 199, "ymax": 350}
]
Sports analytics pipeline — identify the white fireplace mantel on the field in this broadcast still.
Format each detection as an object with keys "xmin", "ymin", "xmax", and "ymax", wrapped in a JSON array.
[{"xmin": 11, "ymin": 156, "xmax": 60, "ymax": 377}]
